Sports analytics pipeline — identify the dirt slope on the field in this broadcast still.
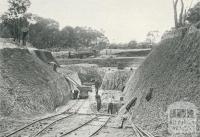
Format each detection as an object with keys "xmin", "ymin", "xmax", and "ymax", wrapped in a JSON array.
[
  {"xmin": 33, "ymin": 49, "xmax": 60, "ymax": 66},
  {"xmin": 101, "ymin": 70, "xmax": 133, "ymax": 91},
  {"xmin": 123, "ymin": 27, "xmax": 200, "ymax": 136},
  {"xmin": 57, "ymin": 65, "xmax": 82, "ymax": 86},
  {"xmin": 0, "ymin": 45, "xmax": 71, "ymax": 118}
]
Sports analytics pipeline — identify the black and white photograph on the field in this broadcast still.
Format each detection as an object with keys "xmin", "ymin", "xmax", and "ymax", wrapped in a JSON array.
[{"xmin": 0, "ymin": 0, "xmax": 200, "ymax": 137}]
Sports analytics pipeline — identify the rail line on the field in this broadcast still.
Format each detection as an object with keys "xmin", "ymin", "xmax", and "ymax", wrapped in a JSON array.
[
  {"xmin": 89, "ymin": 116, "xmax": 111, "ymax": 137},
  {"xmin": 60, "ymin": 116, "xmax": 98, "ymax": 136},
  {"xmin": 31, "ymin": 113, "xmax": 74, "ymax": 137},
  {"xmin": 135, "ymin": 125, "xmax": 154, "ymax": 137},
  {"xmin": 4, "ymin": 99, "xmax": 85, "ymax": 137},
  {"xmin": 130, "ymin": 120, "xmax": 154, "ymax": 137},
  {"xmin": 60, "ymin": 115, "xmax": 111, "ymax": 137},
  {"xmin": 31, "ymin": 100, "xmax": 87, "ymax": 137}
]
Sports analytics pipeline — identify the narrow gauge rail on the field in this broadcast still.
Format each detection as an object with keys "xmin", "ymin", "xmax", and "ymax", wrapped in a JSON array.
[
  {"xmin": 135, "ymin": 125, "xmax": 154, "ymax": 137},
  {"xmin": 31, "ymin": 100, "xmax": 87, "ymax": 137},
  {"xmin": 31, "ymin": 113, "xmax": 74, "ymax": 137},
  {"xmin": 5, "ymin": 100, "xmax": 85, "ymax": 137},
  {"xmin": 60, "ymin": 116, "xmax": 111, "ymax": 137},
  {"xmin": 89, "ymin": 116, "xmax": 111, "ymax": 137},
  {"xmin": 131, "ymin": 121, "xmax": 154, "ymax": 137}
]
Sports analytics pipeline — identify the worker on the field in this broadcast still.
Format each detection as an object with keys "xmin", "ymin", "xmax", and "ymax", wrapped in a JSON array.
[
  {"xmin": 119, "ymin": 112, "xmax": 129, "ymax": 129},
  {"xmin": 70, "ymin": 90, "xmax": 74, "ymax": 99},
  {"xmin": 108, "ymin": 96, "xmax": 114, "ymax": 114},
  {"xmin": 119, "ymin": 97, "xmax": 137, "ymax": 128},
  {"xmin": 22, "ymin": 27, "xmax": 29, "ymax": 46},
  {"xmin": 96, "ymin": 94, "xmax": 101, "ymax": 112},
  {"xmin": 121, "ymin": 86, "xmax": 125, "ymax": 92},
  {"xmin": 68, "ymin": 51, "xmax": 71, "ymax": 58},
  {"xmin": 95, "ymin": 80, "xmax": 100, "ymax": 95},
  {"xmin": 53, "ymin": 62, "xmax": 57, "ymax": 72},
  {"xmin": 73, "ymin": 90, "xmax": 79, "ymax": 99}
]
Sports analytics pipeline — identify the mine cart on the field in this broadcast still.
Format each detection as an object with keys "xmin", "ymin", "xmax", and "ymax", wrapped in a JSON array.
[{"xmin": 78, "ymin": 86, "xmax": 91, "ymax": 99}]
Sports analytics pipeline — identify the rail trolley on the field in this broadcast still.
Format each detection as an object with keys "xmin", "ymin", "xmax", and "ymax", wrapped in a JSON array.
[{"xmin": 166, "ymin": 101, "xmax": 198, "ymax": 136}]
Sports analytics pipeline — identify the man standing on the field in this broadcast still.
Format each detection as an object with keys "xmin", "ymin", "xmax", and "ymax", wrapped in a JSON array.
[
  {"xmin": 96, "ymin": 94, "xmax": 101, "ymax": 112},
  {"xmin": 95, "ymin": 80, "xmax": 100, "ymax": 95},
  {"xmin": 53, "ymin": 63, "xmax": 57, "ymax": 72},
  {"xmin": 108, "ymin": 96, "xmax": 114, "ymax": 114},
  {"xmin": 73, "ymin": 89, "xmax": 79, "ymax": 99}
]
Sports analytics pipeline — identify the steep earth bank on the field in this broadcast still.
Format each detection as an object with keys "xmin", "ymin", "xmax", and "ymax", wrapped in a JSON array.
[
  {"xmin": 0, "ymin": 44, "xmax": 71, "ymax": 118},
  {"xmin": 123, "ymin": 27, "xmax": 200, "ymax": 136}
]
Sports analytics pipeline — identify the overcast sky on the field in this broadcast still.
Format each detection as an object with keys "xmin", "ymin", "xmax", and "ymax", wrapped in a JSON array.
[{"xmin": 0, "ymin": 0, "xmax": 198, "ymax": 43}]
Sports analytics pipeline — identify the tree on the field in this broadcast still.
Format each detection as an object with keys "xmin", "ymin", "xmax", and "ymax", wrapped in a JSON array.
[
  {"xmin": 173, "ymin": 0, "xmax": 185, "ymax": 28},
  {"xmin": 179, "ymin": 0, "xmax": 185, "ymax": 26},
  {"xmin": 128, "ymin": 40, "xmax": 137, "ymax": 49},
  {"xmin": 58, "ymin": 26, "xmax": 78, "ymax": 50},
  {"xmin": 28, "ymin": 16, "xmax": 59, "ymax": 49},
  {"xmin": 173, "ymin": 0, "xmax": 179, "ymax": 28},
  {"xmin": 1, "ymin": 0, "xmax": 31, "ymax": 43},
  {"xmin": 146, "ymin": 31, "xmax": 159, "ymax": 45},
  {"xmin": 0, "ymin": 22, "xmax": 11, "ymax": 38},
  {"xmin": 74, "ymin": 27, "xmax": 108, "ymax": 50},
  {"xmin": 187, "ymin": 2, "xmax": 200, "ymax": 24},
  {"xmin": 93, "ymin": 35, "xmax": 109, "ymax": 50}
]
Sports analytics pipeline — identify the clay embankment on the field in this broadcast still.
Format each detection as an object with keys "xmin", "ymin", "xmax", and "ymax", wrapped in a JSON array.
[
  {"xmin": 0, "ymin": 41, "xmax": 71, "ymax": 118},
  {"xmin": 123, "ymin": 26, "xmax": 200, "ymax": 136}
]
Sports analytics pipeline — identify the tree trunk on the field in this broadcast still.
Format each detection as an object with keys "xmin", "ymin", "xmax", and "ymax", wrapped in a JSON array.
[
  {"xmin": 179, "ymin": 0, "xmax": 184, "ymax": 27},
  {"xmin": 183, "ymin": 9, "xmax": 187, "ymax": 26},
  {"xmin": 173, "ymin": 0, "xmax": 179, "ymax": 28}
]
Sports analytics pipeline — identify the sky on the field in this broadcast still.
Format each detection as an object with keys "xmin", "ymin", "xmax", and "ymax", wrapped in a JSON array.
[{"xmin": 0, "ymin": 0, "xmax": 198, "ymax": 43}]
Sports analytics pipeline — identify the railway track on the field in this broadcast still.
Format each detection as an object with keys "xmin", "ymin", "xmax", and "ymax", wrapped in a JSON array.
[
  {"xmin": 3, "ymin": 97, "xmax": 152, "ymax": 137},
  {"xmin": 130, "ymin": 120, "xmax": 154, "ymax": 137},
  {"xmin": 30, "ymin": 100, "xmax": 87, "ymax": 137},
  {"xmin": 4, "ymin": 99, "xmax": 86, "ymax": 137},
  {"xmin": 59, "ymin": 115, "xmax": 111, "ymax": 137}
]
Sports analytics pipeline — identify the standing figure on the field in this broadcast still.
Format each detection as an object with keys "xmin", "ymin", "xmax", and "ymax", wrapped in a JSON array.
[
  {"xmin": 121, "ymin": 86, "xmax": 125, "ymax": 92},
  {"xmin": 73, "ymin": 90, "xmax": 79, "ymax": 99},
  {"xmin": 95, "ymin": 80, "xmax": 100, "ymax": 95},
  {"xmin": 68, "ymin": 51, "xmax": 71, "ymax": 58},
  {"xmin": 53, "ymin": 63, "xmax": 57, "ymax": 72},
  {"xmin": 96, "ymin": 94, "xmax": 101, "ymax": 112},
  {"xmin": 22, "ymin": 27, "xmax": 29, "ymax": 46},
  {"xmin": 108, "ymin": 96, "xmax": 114, "ymax": 114}
]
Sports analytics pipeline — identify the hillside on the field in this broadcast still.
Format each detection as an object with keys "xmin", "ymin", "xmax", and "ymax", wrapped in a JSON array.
[
  {"xmin": 123, "ymin": 26, "xmax": 200, "ymax": 136},
  {"xmin": 0, "ymin": 42, "xmax": 71, "ymax": 118},
  {"xmin": 101, "ymin": 69, "xmax": 134, "ymax": 91}
]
